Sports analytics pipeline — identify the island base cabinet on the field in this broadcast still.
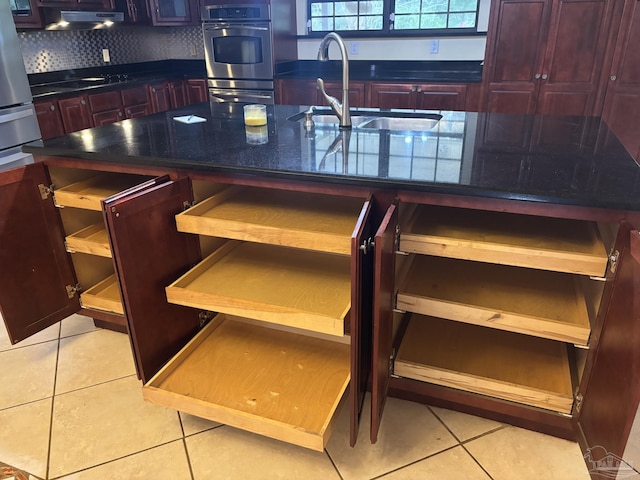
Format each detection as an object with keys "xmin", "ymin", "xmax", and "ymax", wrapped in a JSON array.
[
  {"xmin": 143, "ymin": 313, "xmax": 350, "ymax": 451},
  {"xmin": 371, "ymin": 199, "xmax": 634, "ymax": 452},
  {"xmin": 104, "ymin": 179, "xmax": 375, "ymax": 449},
  {"xmin": 0, "ymin": 162, "xmax": 157, "ymax": 343}
]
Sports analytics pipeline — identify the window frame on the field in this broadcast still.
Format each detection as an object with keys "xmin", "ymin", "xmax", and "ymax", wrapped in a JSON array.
[{"xmin": 306, "ymin": 0, "xmax": 481, "ymax": 38}]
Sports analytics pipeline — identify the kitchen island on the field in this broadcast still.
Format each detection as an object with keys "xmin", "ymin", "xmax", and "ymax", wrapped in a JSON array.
[{"xmin": 2, "ymin": 102, "xmax": 639, "ymax": 472}]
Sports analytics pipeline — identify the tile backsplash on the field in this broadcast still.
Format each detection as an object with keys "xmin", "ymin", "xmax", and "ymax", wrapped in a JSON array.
[{"xmin": 18, "ymin": 26, "xmax": 204, "ymax": 74}]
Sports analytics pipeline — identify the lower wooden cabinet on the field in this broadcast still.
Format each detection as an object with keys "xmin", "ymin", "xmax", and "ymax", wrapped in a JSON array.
[
  {"xmin": 186, "ymin": 79, "xmax": 208, "ymax": 103},
  {"xmin": 88, "ymin": 90, "xmax": 125, "ymax": 127},
  {"xmin": 276, "ymin": 78, "xmax": 367, "ymax": 108},
  {"xmin": 34, "ymin": 99, "xmax": 64, "ymax": 140},
  {"xmin": 58, "ymin": 94, "xmax": 93, "ymax": 133}
]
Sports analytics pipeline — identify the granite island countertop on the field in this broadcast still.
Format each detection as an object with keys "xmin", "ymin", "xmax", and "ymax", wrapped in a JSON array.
[{"xmin": 23, "ymin": 102, "xmax": 640, "ymax": 211}]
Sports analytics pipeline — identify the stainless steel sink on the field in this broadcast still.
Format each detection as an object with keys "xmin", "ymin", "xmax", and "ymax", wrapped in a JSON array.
[
  {"xmin": 358, "ymin": 115, "xmax": 442, "ymax": 131},
  {"xmin": 288, "ymin": 109, "xmax": 442, "ymax": 132}
]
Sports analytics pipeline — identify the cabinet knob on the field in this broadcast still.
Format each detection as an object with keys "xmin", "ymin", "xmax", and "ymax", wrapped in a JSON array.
[
  {"xmin": 534, "ymin": 73, "xmax": 541, "ymax": 79},
  {"xmin": 152, "ymin": 88, "xmax": 156, "ymax": 92},
  {"xmin": 411, "ymin": 86, "xmax": 417, "ymax": 92},
  {"xmin": 81, "ymin": 99, "xmax": 86, "ymax": 105},
  {"xmin": 119, "ymin": 112, "xmax": 123, "ymax": 117},
  {"xmin": 127, "ymin": 109, "xmax": 131, "ymax": 115},
  {"xmin": 541, "ymin": 73, "xmax": 548, "ymax": 80},
  {"xmin": 50, "ymin": 105, "xmax": 55, "ymax": 111},
  {"xmin": 416, "ymin": 87, "xmax": 422, "ymax": 92},
  {"xmin": 611, "ymin": 75, "xmax": 617, "ymax": 81}
]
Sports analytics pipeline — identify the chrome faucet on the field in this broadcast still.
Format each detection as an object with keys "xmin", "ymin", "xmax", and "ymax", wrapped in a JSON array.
[{"xmin": 317, "ymin": 32, "xmax": 351, "ymax": 129}]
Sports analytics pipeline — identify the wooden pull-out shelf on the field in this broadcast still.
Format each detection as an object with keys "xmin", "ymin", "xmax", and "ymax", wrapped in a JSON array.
[
  {"xmin": 397, "ymin": 255, "xmax": 591, "ymax": 345},
  {"xmin": 175, "ymin": 186, "xmax": 366, "ymax": 255},
  {"xmin": 394, "ymin": 315, "xmax": 574, "ymax": 414},
  {"xmin": 54, "ymin": 173, "xmax": 149, "ymax": 211},
  {"xmin": 80, "ymin": 274, "xmax": 124, "ymax": 315},
  {"xmin": 66, "ymin": 224, "xmax": 111, "ymax": 257},
  {"xmin": 143, "ymin": 314, "xmax": 350, "ymax": 451},
  {"xmin": 400, "ymin": 205, "xmax": 608, "ymax": 276},
  {"xmin": 166, "ymin": 241, "xmax": 351, "ymax": 336}
]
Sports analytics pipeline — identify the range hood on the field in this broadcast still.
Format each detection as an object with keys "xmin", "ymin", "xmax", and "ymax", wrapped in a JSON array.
[{"xmin": 43, "ymin": 9, "xmax": 125, "ymax": 30}]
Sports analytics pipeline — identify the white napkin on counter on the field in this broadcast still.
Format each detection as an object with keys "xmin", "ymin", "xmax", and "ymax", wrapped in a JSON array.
[{"xmin": 173, "ymin": 115, "xmax": 207, "ymax": 124}]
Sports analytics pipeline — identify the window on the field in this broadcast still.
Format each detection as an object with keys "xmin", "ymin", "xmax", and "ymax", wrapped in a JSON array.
[{"xmin": 308, "ymin": 0, "xmax": 479, "ymax": 36}]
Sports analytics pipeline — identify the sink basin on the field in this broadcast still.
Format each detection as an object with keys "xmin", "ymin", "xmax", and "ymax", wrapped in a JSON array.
[
  {"xmin": 287, "ymin": 108, "xmax": 442, "ymax": 132},
  {"xmin": 358, "ymin": 115, "xmax": 442, "ymax": 131}
]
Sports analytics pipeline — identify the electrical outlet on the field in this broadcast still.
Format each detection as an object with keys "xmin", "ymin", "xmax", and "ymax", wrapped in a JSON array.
[
  {"xmin": 350, "ymin": 41, "xmax": 359, "ymax": 55},
  {"xmin": 102, "ymin": 48, "xmax": 110, "ymax": 63},
  {"xmin": 429, "ymin": 40, "xmax": 439, "ymax": 54},
  {"xmin": 189, "ymin": 44, "xmax": 197, "ymax": 57}
]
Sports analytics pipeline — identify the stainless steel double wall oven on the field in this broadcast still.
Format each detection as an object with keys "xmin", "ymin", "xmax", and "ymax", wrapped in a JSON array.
[{"xmin": 202, "ymin": 4, "xmax": 275, "ymax": 104}]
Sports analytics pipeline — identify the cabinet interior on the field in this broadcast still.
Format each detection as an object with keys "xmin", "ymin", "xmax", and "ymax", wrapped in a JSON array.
[
  {"xmin": 392, "ymin": 202, "xmax": 617, "ymax": 415},
  {"xmin": 145, "ymin": 183, "xmax": 368, "ymax": 450},
  {"xmin": 48, "ymin": 166, "xmax": 153, "ymax": 316}
]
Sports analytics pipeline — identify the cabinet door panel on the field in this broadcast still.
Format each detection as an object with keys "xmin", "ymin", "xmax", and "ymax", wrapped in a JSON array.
[
  {"xmin": 0, "ymin": 163, "xmax": 79, "ymax": 343},
  {"xmin": 88, "ymin": 90, "xmax": 122, "ymax": 113},
  {"xmin": 93, "ymin": 109, "xmax": 124, "ymax": 126},
  {"xmin": 371, "ymin": 201, "xmax": 398, "ymax": 443},
  {"xmin": 58, "ymin": 95, "xmax": 93, "ymax": 133},
  {"xmin": 323, "ymin": 81, "xmax": 367, "ymax": 108},
  {"xmin": 186, "ymin": 79, "xmax": 208, "ymax": 104},
  {"xmin": 151, "ymin": 0, "xmax": 197, "ymax": 25},
  {"xmin": 538, "ymin": 0, "xmax": 613, "ymax": 115},
  {"xmin": 148, "ymin": 83, "xmax": 171, "ymax": 113},
  {"xmin": 34, "ymin": 100, "xmax": 64, "ymax": 140},
  {"xmin": 121, "ymin": 86, "xmax": 150, "ymax": 107},
  {"xmin": 415, "ymin": 85, "xmax": 467, "ymax": 111},
  {"xmin": 350, "ymin": 199, "xmax": 374, "ymax": 446},
  {"xmin": 577, "ymin": 224, "xmax": 640, "ymax": 468},
  {"xmin": 275, "ymin": 79, "xmax": 318, "ymax": 106},
  {"xmin": 104, "ymin": 177, "xmax": 202, "ymax": 383},
  {"xmin": 367, "ymin": 83, "xmax": 415, "ymax": 109},
  {"xmin": 169, "ymin": 80, "xmax": 188, "ymax": 108}
]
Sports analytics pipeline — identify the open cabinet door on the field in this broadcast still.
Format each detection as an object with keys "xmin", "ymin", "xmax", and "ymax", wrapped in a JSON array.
[
  {"xmin": 371, "ymin": 201, "xmax": 398, "ymax": 443},
  {"xmin": 350, "ymin": 198, "xmax": 374, "ymax": 446},
  {"xmin": 103, "ymin": 177, "xmax": 202, "ymax": 383},
  {"xmin": 0, "ymin": 163, "xmax": 80, "ymax": 343},
  {"xmin": 576, "ymin": 223, "xmax": 640, "ymax": 478}
]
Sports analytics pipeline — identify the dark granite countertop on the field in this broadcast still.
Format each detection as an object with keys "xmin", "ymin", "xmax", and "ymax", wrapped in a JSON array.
[
  {"xmin": 23, "ymin": 102, "xmax": 640, "ymax": 211},
  {"xmin": 28, "ymin": 60, "xmax": 207, "ymax": 99},
  {"xmin": 275, "ymin": 60, "xmax": 483, "ymax": 83}
]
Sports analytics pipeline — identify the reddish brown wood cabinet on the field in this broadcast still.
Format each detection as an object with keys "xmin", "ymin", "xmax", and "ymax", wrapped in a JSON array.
[
  {"xmin": 186, "ymin": 79, "xmax": 208, "ymax": 104},
  {"xmin": 34, "ymin": 99, "xmax": 65, "ymax": 140},
  {"xmin": 275, "ymin": 79, "xmax": 367, "ymax": 108},
  {"xmin": 148, "ymin": 0, "xmax": 198, "ymax": 25},
  {"xmin": 600, "ymin": 0, "xmax": 640, "ymax": 159},
  {"xmin": 483, "ymin": 0, "xmax": 615, "ymax": 115},
  {"xmin": 88, "ymin": 90, "xmax": 124, "ymax": 127},
  {"xmin": 368, "ymin": 82, "xmax": 468, "ymax": 111},
  {"xmin": 11, "ymin": 0, "xmax": 42, "ymax": 28},
  {"xmin": 121, "ymin": 85, "xmax": 151, "ymax": 119}
]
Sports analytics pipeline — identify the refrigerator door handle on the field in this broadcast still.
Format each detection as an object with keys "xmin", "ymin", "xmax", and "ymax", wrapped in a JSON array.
[{"xmin": 0, "ymin": 108, "xmax": 34, "ymax": 124}]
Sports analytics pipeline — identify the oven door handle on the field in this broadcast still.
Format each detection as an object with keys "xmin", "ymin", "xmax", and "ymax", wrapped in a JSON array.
[{"xmin": 204, "ymin": 24, "xmax": 269, "ymax": 32}]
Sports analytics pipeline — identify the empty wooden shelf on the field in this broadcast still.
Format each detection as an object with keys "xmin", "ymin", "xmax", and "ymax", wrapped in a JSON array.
[
  {"xmin": 143, "ymin": 314, "xmax": 350, "ymax": 451},
  {"xmin": 54, "ymin": 173, "xmax": 150, "ymax": 211},
  {"xmin": 80, "ymin": 274, "xmax": 124, "ymax": 315},
  {"xmin": 166, "ymin": 241, "xmax": 351, "ymax": 336},
  {"xmin": 396, "ymin": 255, "xmax": 591, "ymax": 345},
  {"xmin": 400, "ymin": 205, "xmax": 608, "ymax": 276},
  {"xmin": 394, "ymin": 315, "xmax": 574, "ymax": 413},
  {"xmin": 176, "ymin": 186, "xmax": 367, "ymax": 255},
  {"xmin": 66, "ymin": 224, "xmax": 111, "ymax": 257}
]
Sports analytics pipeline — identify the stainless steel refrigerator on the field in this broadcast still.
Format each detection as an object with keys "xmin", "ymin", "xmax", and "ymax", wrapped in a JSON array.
[{"xmin": 0, "ymin": 0, "xmax": 41, "ymax": 169}]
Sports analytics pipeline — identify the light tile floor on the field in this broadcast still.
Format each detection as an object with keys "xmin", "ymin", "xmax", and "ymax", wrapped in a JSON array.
[{"xmin": 0, "ymin": 314, "xmax": 594, "ymax": 480}]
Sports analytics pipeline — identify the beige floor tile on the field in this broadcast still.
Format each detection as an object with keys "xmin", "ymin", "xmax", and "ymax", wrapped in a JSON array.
[
  {"xmin": 186, "ymin": 426, "xmax": 340, "ymax": 480},
  {"xmin": 55, "ymin": 329, "xmax": 136, "ymax": 394},
  {"xmin": 49, "ymin": 376, "xmax": 183, "ymax": 478},
  {"xmin": 430, "ymin": 405, "xmax": 503, "ymax": 441},
  {"xmin": 326, "ymin": 396, "xmax": 458, "ymax": 480},
  {"xmin": 0, "ymin": 398, "xmax": 52, "ymax": 479},
  {"xmin": 0, "ymin": 340, "xmax": 58, "ymax": 410},
  {"xmin": 0, "ymin": 312, "xmax": 60, "ymax": 352},
  {"xmin": 380, "ymin": 446, "xmax": 491, "ymax": 480},
  {"xmin": 59, "ymin": 314, "xmax": 99, "ymax": 338},
  {"xmin": 465, "ymin": 425, "xmax": 591, "ymax": 480},
  {"xmin": 180, "ymin": 411, "xmax": 222, "ymax": 436},
  {"xmin": 55, "ymin": 440, "xmax": 191, "ymax": 480}
]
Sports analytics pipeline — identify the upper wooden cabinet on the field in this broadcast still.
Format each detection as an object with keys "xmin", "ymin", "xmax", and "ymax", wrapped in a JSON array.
[
  {"xmin": 11, "ymin": 0, "xmax": 42, "ymax": 28},
  {"xmin": 600, "ymin": 0, "xmax": 640, "ymax": 159},
  {"xmin": 148, "ymin": 0, "xmax": 197, "ymax": 25},
  {"xmin": 37, "ymin": 0, "xmax": 114, "ymax": 8},
  {"xmin": 483, "ymin": 0, "xmax": 616, "ymax": 115}
]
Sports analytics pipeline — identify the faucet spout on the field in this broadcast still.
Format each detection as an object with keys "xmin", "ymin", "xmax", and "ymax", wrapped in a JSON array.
[{"xmin": 316, "ymin": 32, "xmax": 351, "ymax": 129}]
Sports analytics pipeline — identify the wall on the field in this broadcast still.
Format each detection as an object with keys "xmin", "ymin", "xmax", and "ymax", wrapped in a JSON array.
[
  {"xmin": 295, "ymin": 0, "xmax": 490, "ymax": 61},
  {"xmin": 18, "ymin": 26, "xmax": 204, "ymax": 74}
]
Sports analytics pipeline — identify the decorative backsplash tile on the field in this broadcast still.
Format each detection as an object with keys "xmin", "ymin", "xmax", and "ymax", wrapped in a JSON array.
[{"xmin": 18, "ymin": 26, "xmax": 204, "ymax": 73}]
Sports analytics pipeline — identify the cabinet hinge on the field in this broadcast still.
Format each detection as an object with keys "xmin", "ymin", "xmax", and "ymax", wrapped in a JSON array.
[
  {"xmin": 183, "ymin": 200, "xmax": 195, "ymax": 211},
  {"xmin": 198, "ymin": 310, "xmax": 215, "ymax": 328},
  {"xmin": 574, "ymin": 392, "xmax": 584, "ymax": 414},
  {"xmin": 390, "ymin": 348, "xmax": 400, "ymax": 378},
  {"xmin": 66, "ymin": 283, "xmax": 81, "ymax": 299},
  {"xmin": 359, "ymin": 237, "xmax": 374, "ymax": 254},
  {"xmin": 395, "ymin": 224, "xmax": 401, "ymax": 251},
  {"xmin": 608, "ymin": 249, "xmax": 620, "ymax": 274},
  {"xmin": 38, "ymin": 183, "xmax": 54, "ymax": 200}
]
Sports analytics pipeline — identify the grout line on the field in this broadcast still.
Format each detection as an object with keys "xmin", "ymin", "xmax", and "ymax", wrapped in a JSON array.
[
  {"xmin": 53, "ymin": 373, "xmax": 138, "ymax": 397},
  {"xmin": 46, "ymin": 334, "xmax": 62, "ymax": 480},
  {"xmin": 425, "ymin": 404, "xmax": 463, "ymax": 444},
  {"xmin": 177, "ymin": 413, "xmax": 196, "ymax": 479},
  {"xmin": 369, "ymin": 444, "xmax": 461, "ymax": 479},
  {"xmin": 324, "ymin": 447, "xmax": 346, "ymax": 480},
  {"xmin": 460, "ymin": 442, "xmax": 496, "ymax": 480}
]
